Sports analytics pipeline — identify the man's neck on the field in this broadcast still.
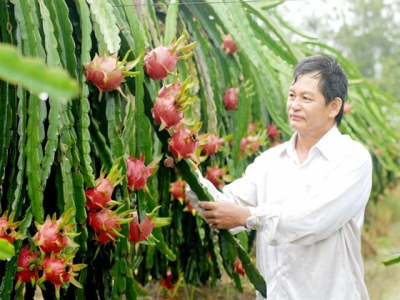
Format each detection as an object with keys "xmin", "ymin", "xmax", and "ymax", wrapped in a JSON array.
[{"xmin": 295, "ymin": 124, "xmax": 335, "ymax": 163}]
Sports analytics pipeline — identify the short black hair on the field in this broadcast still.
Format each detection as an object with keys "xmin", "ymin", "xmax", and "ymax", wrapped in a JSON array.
[{"xmin": 293, "ymin": 55, "xmax": 348, "ymax": 126}]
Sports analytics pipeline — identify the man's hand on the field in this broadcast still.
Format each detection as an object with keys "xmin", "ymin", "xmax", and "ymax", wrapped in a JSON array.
[{"xmin": 197, "ymin": 201, "xmax": 250, "ymax": 230}]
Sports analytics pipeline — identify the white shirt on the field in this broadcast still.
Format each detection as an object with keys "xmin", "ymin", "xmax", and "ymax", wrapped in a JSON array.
[{"xmin": 187, "ymin": 126, "xmax": 372, "ymax": 300}]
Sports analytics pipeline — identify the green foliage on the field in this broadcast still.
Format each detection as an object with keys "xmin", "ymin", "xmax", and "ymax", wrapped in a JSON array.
[
  {"xmin": 0, "ymin": 43, "xmax": 78, "ymax": 100},
  {"xmin": 1, "ymin": 0, "xmax": 400, "ymax": 299}
]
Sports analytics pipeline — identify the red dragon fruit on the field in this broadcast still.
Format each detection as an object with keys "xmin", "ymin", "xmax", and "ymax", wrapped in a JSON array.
[
  {"xmin": 204, "ymin": 166, "xmax": 232, "ymax": 189},
  {"xmin": 37, "ymin": 252, "xmax": 86, "ymax": 299},
  {"xmin": 170, "ymin": 178, "xmax": 188, "ymax": 203},
  {"xmin": 128, "ymin": 215, "xmax": 155, "ymax": 244},
  {"xmin": 15, "ymin": 246, "xmax": 40, "ymax": 289},
  {"xmin": 266, "ymin": 124, "xmax": 279, "ymax": 140},
  {"xmin": 161, "ymin": 270, "xmax": 175, "ymax": 290},
  {"xmin": 152, "ymin": 79, "xmax": 197, "ymax": 131},
  {"xmin": 233, "ymin": 258, "xmax": 246, "ymax": 277},
  {"xmin": 33, "ymin": 208, "xmax": 79, "ymax": 254},
  {"xmin": 157, "ymin": 80, "xmax": 183, "ymax": 98},
  {"xmin": 152, "ymin": 95, "xmax": 183, "ymax": 131},
  {"xmin": 343, "ymin": 103, "xmax": 352, "ymax": 115},
  {"xmin": 85, "ymin": 157, "xmax": 124, "ymax": 211},
  {"xmin": 168, "ymin": 124, "xmax": 205, "ymax": 161},
  {"xmin": 222, "ymin": 34, "xmax": 238, "ymax": 55},
  {"xmin": 223, "ymin": 87, "xmax": 239, "ymax": 110},
  {"xmin": 88, "ymin": 207, "xmax": 133, "ymax": 245},
  {"xmin": 128, "ymin": 207, "xmax": 171, "ymax": 245},
  {"xmin": 247, "ymin": 123, "xmax": 257, "ymax": 133},
  {"xmin": 85, "ymin": 50, "xmax": 141, "ymax": 98},
  {"xmin": 239, "ymin": 131, "xmax": 267, "ymax": 157},
  {"xmin": 144, "ymin": 35, "xmax": 197, "ymax": 80},
  {"xmin": 126, "ymin": 154, "xmax": 162, "ymax": 193},
  {"xmin": 183, "ymin": 202, "xmax": 197, "ymax": 216},
  {"xmin": 0, "ymin": 211, "xmax": 25, "ymax": 244},
  {"xmin": 200, "ymin": 133, "xmax": 224, "ymax": 156}
]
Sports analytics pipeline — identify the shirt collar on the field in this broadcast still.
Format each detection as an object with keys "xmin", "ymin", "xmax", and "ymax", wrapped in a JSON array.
[{"xmin": 279, "ymin": 125, "xmax": 341, "ymax": 161}]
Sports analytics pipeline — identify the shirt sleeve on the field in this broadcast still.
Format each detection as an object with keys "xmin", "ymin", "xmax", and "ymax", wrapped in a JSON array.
[{"xmin": 258, "ymin": 149, "xmax": 373, "ymax": 245}]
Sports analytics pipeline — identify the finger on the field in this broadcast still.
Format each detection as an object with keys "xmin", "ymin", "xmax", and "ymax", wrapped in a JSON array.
[
  {"xmin": 198, "ymin": 201, "xmax": 214, "ymax": 210},
  {"xmin": 163, "ymin": 157, "xmax": 181, "ymax": 175}
]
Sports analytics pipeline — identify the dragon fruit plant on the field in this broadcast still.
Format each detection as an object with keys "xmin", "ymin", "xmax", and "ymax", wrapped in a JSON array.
[
  {"xmin": 85, "ymin": 50, "xmax": 141, "ymax": 99},
  {"xmin": 143, "ymin": 35, "xmax": 197, "ymax": 80}
]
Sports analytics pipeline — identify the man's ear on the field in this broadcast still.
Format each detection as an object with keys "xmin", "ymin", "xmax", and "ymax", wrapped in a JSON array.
[{"xmin": 329, "ymin": 97, "xmax": 342, "ymax": 118}]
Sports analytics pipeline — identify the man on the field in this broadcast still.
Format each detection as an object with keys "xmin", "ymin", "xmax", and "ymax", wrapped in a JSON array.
[{"xmin": 186, "ymin": 55, "xmax": 372, "ymax": 299}]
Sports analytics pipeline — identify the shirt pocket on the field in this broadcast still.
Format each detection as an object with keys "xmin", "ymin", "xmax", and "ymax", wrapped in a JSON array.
[{"xmin": 304, "ymin": 169, "xmax": 330, "ymax": 198}]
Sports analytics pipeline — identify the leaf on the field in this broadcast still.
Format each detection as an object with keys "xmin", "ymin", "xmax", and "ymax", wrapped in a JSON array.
[
  {"xmin": 87, "ymin": 0, "xmax": 121, "ymax": 54},
  {"xmin": 0, "ymin": 43, "xmax": 79, "ymax": 100},
  {"xmin": 382, "ymin": 253, "xmax": 400, "ymax": 266},
  {"xmin": 0, "ymin": 239, "xmax": 14, "ymax": 260}
]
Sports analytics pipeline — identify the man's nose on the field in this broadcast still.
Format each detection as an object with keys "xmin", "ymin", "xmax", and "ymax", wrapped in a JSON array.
[{"xmin": 290, "ymin": 97, "xmax": 301, "ymax": 110}]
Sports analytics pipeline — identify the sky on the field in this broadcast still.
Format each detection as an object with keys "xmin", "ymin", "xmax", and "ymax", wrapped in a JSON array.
[{"xmin": 276, "ymin": 0, "xmax": 351, "ymax": 32}]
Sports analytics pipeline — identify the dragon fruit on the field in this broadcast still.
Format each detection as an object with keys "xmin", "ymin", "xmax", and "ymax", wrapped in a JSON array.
[
  {"xmin": 128, "ymin": 207, "xmax": 171, "ymax": 244},
  {"xmin": 170, "ymin": 178, "xmax": 188, "ymax": 203},
  {"xmin": 183, "ymin": 202, "xmax": 197, "ymax": 216},
  {"xmin": 37, "ymin": 252, "xmax": 86, "ymax": 299},
  {"xmin": 152, "ymin": 79, "xmax": 197, "ymax": 131},
  {"xmin": 168, "ymin": 124, "xmax": 204, "ymax": 161},
  {"xmin": 204, "ymin": 166, "xmax": 232, "ymax": 189},
  {"xmin": 239, "ymin": 130, "xmax": 267, "ymax": 157},
  {"xmin": 233, "ymin": 258, "xmax": 246, "ymax": 277},
  {"xmin": 33, "ymin": 208, "xmax": 79, "ymax": 254},
  {"xmin": 343, "ymin": 103, "xmax": 352, "ymax": 115},
  {"xmin": 85, "ymin": 51, "xmax": 141, "ymax": 98},
  {"xmin": 88, "ymin": 207, "xmax": 133, "ymax": 245},
  {"xmin": 144, "ymin": 35, "xmax": 197, "ymax": 80},
  {"xmin": 200, "ymin": 133, "xmax": 224, "ymax": 156},
  {"xmin": 223, "ymin": 87, "xmax": 239, "ymax": 110},
  {"xmin": 15, "ymin": 246, "xmax": 40, "ymax": 289},
  {"xmin": 128, "ymin": 215, "xmax": 155, "ymax": 244},
  {"xmin": 266, "ymin": 124, "xmax": 279, "ymax": 140},
  {"xmin": 222, "ymin": 34, "xmax": 238, "ymax": 55},
  {"xmin": 161, "ymin": 270, "xmax": 175, "ymax": 290},
  {"xmin": 126, "ymin": 154, "xmax": 162, "ymax": 193},
  {"xmin": 152, "ymin": 95, "xmax": 183, "ymax": 131},
  {"xmin": 0, "ymin": 211, "xmax": 25, "ymax": 244},
  {"xmin": 85, "ymin": 157, "xmax": 124, "ymax": 211}
]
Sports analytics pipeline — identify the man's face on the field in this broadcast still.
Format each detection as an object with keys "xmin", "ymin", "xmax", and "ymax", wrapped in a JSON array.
[{"xmin": 286, "ymin": 71, "xmax": 337, "ymax": 137}]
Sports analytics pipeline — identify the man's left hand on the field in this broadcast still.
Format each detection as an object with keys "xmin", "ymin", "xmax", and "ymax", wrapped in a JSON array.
[{"xmin": 197, "ymin": 201, "xmax": 250, "ymax": 230}]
